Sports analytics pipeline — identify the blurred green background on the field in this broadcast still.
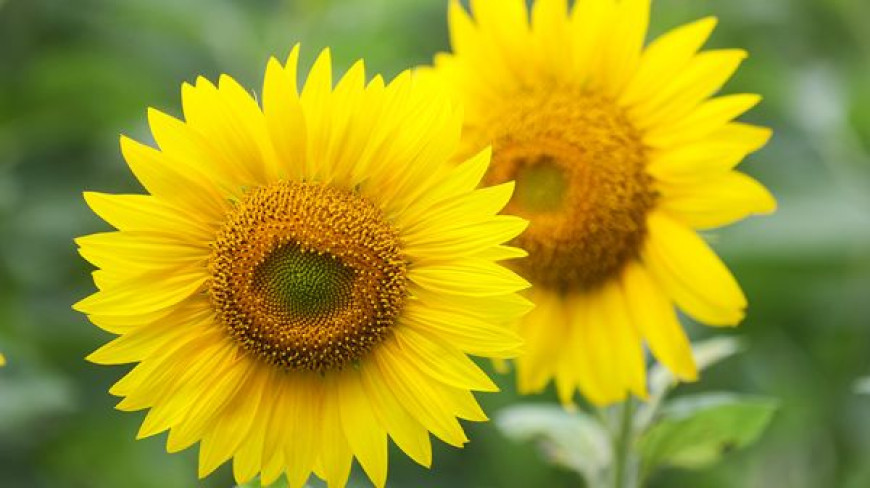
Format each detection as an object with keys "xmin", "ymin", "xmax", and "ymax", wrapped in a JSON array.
[{"xmin": 1, "ymin": 0, "xmax": 869, "ymax": 486}]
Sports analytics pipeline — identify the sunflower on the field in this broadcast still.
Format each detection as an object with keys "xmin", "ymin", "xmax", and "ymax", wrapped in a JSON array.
[
  {"xmin": 425, "ymin": 0, "xmax": 775, "ymax": 406},
  {"xmin": 74, "ymin": 46, "xmax": 531, "ymax": 487}
]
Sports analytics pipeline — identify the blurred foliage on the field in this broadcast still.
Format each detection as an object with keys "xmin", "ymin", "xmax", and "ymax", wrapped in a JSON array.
[
  {"xmin": 0, "ymin": 0, "xmax": 869, "ymax": 487},
  {"xmin": 638, "ymin": 393, "xmax": 778, "ymax": 476},
  {"xmin": 494, "ymin": 337, "xmax": 775, "ymax": 488},
  {"xmin": 496, "ymin": 404, "xmax": 611, "ymax": 486}
]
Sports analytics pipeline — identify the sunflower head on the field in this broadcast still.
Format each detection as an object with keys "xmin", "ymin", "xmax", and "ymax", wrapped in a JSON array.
[
  {"xmin": 426, "ymin": 0, "xmax": 775, "ymax": 406},
  {"xmin": 75, "ymin": 45, "xmax": 531, "ymax": 487}
]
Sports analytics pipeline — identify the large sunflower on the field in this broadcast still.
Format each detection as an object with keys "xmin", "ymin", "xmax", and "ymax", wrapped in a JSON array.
[
  {"xmin": 74, "ymin": 46, "xmax": 531, "ymax": 487},
  {"xmin": 426, "ymin": 0, "xmax": 775, "ymax": 406}
]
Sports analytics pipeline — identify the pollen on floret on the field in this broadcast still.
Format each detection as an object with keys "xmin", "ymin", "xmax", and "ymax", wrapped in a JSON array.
[
  {"xmin": 484, "ymin": 89, "xmax": 656, "ymax": 291},
  {"xmin": 209, "ymin": 181, "xmax": 408, "ymax": 371}
]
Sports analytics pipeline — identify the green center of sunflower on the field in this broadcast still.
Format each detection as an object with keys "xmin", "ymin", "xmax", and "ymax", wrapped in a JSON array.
[
  {"xmin": 252, "ymin": 245, "xmax": 354, "ymax": 318},
  {"xmin": 513, "ymin": 156, "xmax": 569, "ymax": 213},
  {"xmin": 209, "ymin": 181, "xmax": 408, "ymax": 372},
  {"xmin": 484, "ymin": 89, "xmax": 656, "ymax": 292}
]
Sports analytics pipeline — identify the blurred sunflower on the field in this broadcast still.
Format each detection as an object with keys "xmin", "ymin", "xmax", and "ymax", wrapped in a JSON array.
[
  {"xmin": 426, "ymin": 0, "xmax": 775, "ymax": 406},
  {"xmin": 74, "ymin": 46, "xmax": 531, "ymax": 487}
]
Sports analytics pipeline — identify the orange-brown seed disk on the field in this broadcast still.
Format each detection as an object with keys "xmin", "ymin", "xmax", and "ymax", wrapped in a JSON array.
[
  {"xmin": 209, "ymin": 181, "xmax": 408, "ymax": 372},
  {"xmin": 483, "ymin": 89, "xmax": 656, "ymax": 292}
]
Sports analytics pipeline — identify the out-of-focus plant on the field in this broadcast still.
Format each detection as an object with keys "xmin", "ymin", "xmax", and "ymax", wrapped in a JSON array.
[{"xmin": 495, "ymin": 338, "xmax": 778, "ymax": 488}]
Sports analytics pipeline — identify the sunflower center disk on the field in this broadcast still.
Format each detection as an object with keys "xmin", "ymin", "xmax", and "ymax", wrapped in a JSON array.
[
  {"xmin": 252, "ymin": 246, "xmax": 354, "ymax": 318},
  {"xmin": 209, "ymin": 181, "xmax": 407, "ymax": 372},
  {"xmin": 486, "ymin": 90, "xmax": 656, "ymax": 291}
]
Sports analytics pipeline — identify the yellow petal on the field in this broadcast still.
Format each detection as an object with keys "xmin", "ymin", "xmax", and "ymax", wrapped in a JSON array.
[
  {"xmin": 564, "ymin": 292, "xmax": 620, "ymax": 405},
  {"xmin": 715, "ymin": 122, "xmax": 773, "ymax": 153},
  {"xmin": 642, "ymin": 211, "xmax": 747, "ymax": 326},
  {"xmin": 300, "ymin": 48, "xmax": 334, "ymax": 181},
  {"xmin": 337, "ymin": 370, "xmax": 388, "ymax": 488},
  {"xmin": 403, "ymin": 215, "xmax": 528, "ymax": 261},
  {"xmin": 373, "ymin": 340, "xmax": 468, "ymax": 447},
  {"xmin": 346, "ymin": 75, "xmax": 389, "ymax": 188},
  {"xmin": 644, "ymin": 94, "xmax": 762, "ymax": 148},
  {"xmin": 179, "ymin": 77, "xmax": 268, "ymax": 186},
  {"xmin": 659, "ymin": 171, "xmax": 777, "ymax": 229},
  {"xmin": 119, "ymin": 135, "xmax": 227, "ymax": 222},
  {"xmin": 87, "ymin": 311, "xmax": 167, "ymax": 334},
  {"xmin": 83, "ymin": 192, "xmax": 215, "ymax": 243},
  {"xmin": 357, "ymin": 72, "xmax": 462, "ymax": 216},
  {"xmin": 435, "ymin": 383, "xmax": 488, "ymax": 422},
  {"xmin": 262, "ymin": 52, "xmax": 307, "ymax": 181},
  {"xmin": 198, "ymin": 365, "xmax": 269, "ymax": 479},
  {"xmin": 397, "ymin": 147, "xmax": 491, "ymax": 229},
  {"xmin": 598, "ymin": 278, "xmax": 648, "ymax": 400},
  {"xmin": 130, "ymin": 338, "xmax": 229, "ymax": 436},
  {"xmin": 74, "ymin": 269, "xmax": 207, "ymax": 317},
  {"xmin": 92, "ymin": 269, "xmax": 123, "ymax": 291},
  {"xmin": 459, "ymin": 0, "xmax": 532, "ymax": 88},
  {"xmin": 473, "ymin": 245, "xmax": 528, "ymax": 261},
  {"xmin": 82, "ymin": 254, "xmax": 152, "ymax": 278},
  {"xmin": 569, "ymin": 0, "xmax": 617, "ymax": 83},
  {"xmin": 516, "ymin": 290, "xmax": 565, "ymax": 396},
  {"xmin": 647, "ymin": 123, "xmax": 772, "ymax": 181},
  {"xmin": 232, "ymin": 369, "xmax": 280, "ymax": 484},
  {"xmin": 620, "ymin": 16, "xmax": 718, "ymax": 106},
  {"xmin": 259, "ymin": 445, "xmax": 285, "ymax": 487},
  {"xmin": 576, "ymin": 295, "xmax": 629, "ymax": 405},
  {"xmin": 259, "ymin": 378, "xmax": 295, "ymax": 485},
  {"xmin": 86, "ymin": 309, "xmax": 210, "ymax": 365},
  {"xmin": 283, "ymin": 374, "xmax": 322, "ymax": 488},
  {"xmin": 621, "ymin": 262, "xmax": 697, "ymax": 381},
  {"xmin": 360, "ymin": 361, "xmax": 433, "ymax": 468},
  {"xmin": 448, "ymin": 0, "xmax": 480, "ymax": 54},
  {"xmin": 218, "ymin": 73, "xmax": 278, "ymax": 182},
  {"xmin": 470, "ymin": 0, "xmax": 529, "ymax": 54},
  {"xmin": 325, "ymin": 60, "xmax": 375, "ymax": 188},
  {"xmin": 167, "ymin": 353, "xmax": 252, "ymax": 454},
  {"xmin": 409, "ymin": 259, "xmax": 530, "ymax": 297},
  {"xmin": 146, "ymin": 107, "xmax": 244, "ymax": 200},
  {"xmin": 531, "ymin": 0, "xmax": 570, "ymax": 78},
  {"xmin": 86, "ymin": 295, "xmax": 209, "ymax": 335},
  {"xmin": 372, "ymin": 110, "xmax": 463, "ymax": 217},
  {"xmin": 532, "ymin": 0, "xmax": 568, "ymax": 33},
  {"xmin": 599, "ymin": 0, "xmax": 650, "ymax": 96},
  {"xmin": 317, "ymin": 378, "xmax": 353, "ymax": 488},
  {"xmin": 394, "ymin": 327, "xmax": 498, "ymax": 392},
  {"xmin": 402, "ymin": 301, "xmax": 523, "ymax": 358},
  {"xmin": 554, "ymin": 302, "xmax": 581, "ymax": 407},
  {"xmin": 412, "ymin": 286, "xmax": 535, "ymax": 322},
  {"xmin": 283, "ymin": 44, "xmax": 301, "ymax": 93},
  {"xmin": 76, "ymin": 232, "xmax": 208, "ymax": 270},
  {"xmin": 631, "ymin": 49, "xmax": 748, "ymax": 130}
]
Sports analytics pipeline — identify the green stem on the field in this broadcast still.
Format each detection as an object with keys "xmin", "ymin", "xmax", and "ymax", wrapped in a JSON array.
[{"xmin": 612, "ymin": 398, "xmax": 635, "ymax": 488}]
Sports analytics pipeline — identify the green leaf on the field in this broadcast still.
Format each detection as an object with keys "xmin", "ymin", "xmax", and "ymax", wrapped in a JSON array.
[
  {"xmin": 638, "ymin": 393, "xmax": 778, "ymax": 475},
  {"xmin": 495, "ymin": 404, "xmax": 610, "ymax": 486}
]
